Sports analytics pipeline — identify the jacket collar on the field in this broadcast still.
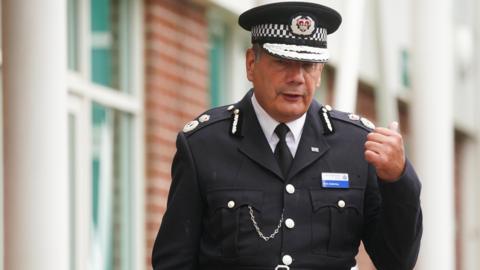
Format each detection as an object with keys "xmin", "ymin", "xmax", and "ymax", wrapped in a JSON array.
[{"xmin": 236, "ymin": 90, "xmax": 330, "ymax": 181}]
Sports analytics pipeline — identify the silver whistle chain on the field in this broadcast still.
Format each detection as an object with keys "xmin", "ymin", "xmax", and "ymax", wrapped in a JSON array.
[{"xmin": 248, "ymin": 205, "xmax": 284, "ymax": 241}]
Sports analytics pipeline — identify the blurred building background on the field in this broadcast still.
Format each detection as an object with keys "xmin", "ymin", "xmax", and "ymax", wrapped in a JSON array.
[{"xmin": 2, "ymin": 0, "xmax": 480, "ymax": 269}]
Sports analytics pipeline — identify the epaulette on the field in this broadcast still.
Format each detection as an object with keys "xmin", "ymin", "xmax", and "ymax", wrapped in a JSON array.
[
  {"xmin": 182, "ymin": 104, "xmax": 234, "ymax": 136},
  {"xmin": 328, "ymin": 108, "xmax": 376, "ymax": 133}
]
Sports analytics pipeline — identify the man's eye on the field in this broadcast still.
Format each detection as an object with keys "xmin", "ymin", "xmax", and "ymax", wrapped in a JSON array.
[{"xmin": 303, "ymin": 63, "xmax": 316, "ymax": 69}]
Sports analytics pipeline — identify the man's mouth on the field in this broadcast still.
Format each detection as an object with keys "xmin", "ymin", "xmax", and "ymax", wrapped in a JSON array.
[{"xmin": 281, "ymin": 93, "xmax": 303, "ymax": 102}]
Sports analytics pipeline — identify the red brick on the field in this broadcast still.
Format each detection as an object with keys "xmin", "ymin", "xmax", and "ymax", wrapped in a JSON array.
[{"xmin": 145, "ymin": 0, "xmax": 209, "ymax": 262}]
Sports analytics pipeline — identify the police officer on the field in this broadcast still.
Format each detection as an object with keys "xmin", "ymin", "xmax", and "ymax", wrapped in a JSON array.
[{"xmin": 152, "ymin": 2, "xmax": 422, "ymax": 270}]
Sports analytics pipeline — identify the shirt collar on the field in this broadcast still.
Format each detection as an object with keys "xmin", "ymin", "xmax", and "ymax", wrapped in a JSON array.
[{"xmin": 251, "ymin": 94, "xmax": 306, "ymax": 143}]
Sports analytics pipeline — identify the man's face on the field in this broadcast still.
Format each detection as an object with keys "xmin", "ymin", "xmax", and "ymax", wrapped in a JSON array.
[{"xmin": 246, "ymin": 46, "xmax": 324, "ymax": 123}]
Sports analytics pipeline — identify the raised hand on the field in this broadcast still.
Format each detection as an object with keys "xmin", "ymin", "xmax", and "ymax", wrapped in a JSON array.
[{"xmin": 364, "ymin": 122, "xmax": 406, "ymax": 182}]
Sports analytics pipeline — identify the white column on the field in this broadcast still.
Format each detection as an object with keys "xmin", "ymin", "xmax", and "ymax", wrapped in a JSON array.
[
  {"xmin": 373, "ymin": 0, "xmax": 399, "ymax": 127},
  {"xmin": 0, "ymin": 48, "xmax": 3, "ymax": 270},
  {"xmin": 3, "ymin": 0, "xmax": 69, "ymax": 269},
  {"xmin": 470, "ymin": 1, "xmax": 480, "ymax": 268},
  {"xmin": 461, "ymin": 139, "xmax": 480, "ymax": 270},
  {"xmin": 333, "ymin": 0, "xmax": 365, "ymax": 112},
  {"xmin": 0, "ymin": 3, "xmax": 4, "ymax": 269},
  {"xmin": 411, "ymin": 0, "xmax": 455, "ymax": 269}
]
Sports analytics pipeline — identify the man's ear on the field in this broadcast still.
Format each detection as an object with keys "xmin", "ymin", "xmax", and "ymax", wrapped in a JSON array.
[{"xmin": 246, "ymin": 48, "xmax": 256, "ymax": 82}]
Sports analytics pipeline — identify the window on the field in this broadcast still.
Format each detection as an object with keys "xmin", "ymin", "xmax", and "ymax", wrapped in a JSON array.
[
  {"xmin": 91, "ymin": 103, "xmax": 133, "ymax": 270},
  {"xmin": 207, "ymin": 6, "xmax": 251, "ymax": 107},
  {"xmin": 208, "ymin": 13, "xmax": 227, "ymax": 107},
  {"xmin": 67, "ymin": 0, "xmax": 144, "ymax": 269},
  {"xmin": 90, "ymin": 0, "xmax": 131, "ymax": 91}
]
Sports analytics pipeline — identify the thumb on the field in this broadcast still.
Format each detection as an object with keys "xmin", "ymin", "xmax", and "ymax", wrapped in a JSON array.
[{"xmin": 389, "ymin": 121, "xmax": 399, "ymax": 133}]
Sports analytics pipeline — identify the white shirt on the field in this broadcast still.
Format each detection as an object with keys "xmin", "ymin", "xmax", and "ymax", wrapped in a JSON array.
[{"xmin": 251, "ymin": 94, "xmax": 306, "ymax": 157}]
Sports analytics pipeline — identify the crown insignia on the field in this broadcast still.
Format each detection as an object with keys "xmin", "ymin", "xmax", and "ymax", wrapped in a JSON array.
[{"xmin": 290, "ymin": 15, "xmax": 315, "ymax": 36}]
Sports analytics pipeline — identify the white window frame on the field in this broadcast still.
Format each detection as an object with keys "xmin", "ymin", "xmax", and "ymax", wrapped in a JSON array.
[
  {"xmin": 67, "ymin": 0, "xmax": 145, "ymax": 269},
  {"xmin": 0, "ymin": 1, "xmax": 4, "ymax": 267}
]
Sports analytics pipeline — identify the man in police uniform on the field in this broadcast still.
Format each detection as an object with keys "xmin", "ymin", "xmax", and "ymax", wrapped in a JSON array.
[{"xmin": 152, "ymin": 2, "xmax": 422, "ymax": 270}]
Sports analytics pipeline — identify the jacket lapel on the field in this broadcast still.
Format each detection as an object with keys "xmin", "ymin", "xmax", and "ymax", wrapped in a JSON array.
[
  {"xmin": 287, "ymin": 101, "xmax": 330, "ymax": 180},
  {"xmin": 236, "ymin": 91, "xmax": 284, "ymax": 180}
]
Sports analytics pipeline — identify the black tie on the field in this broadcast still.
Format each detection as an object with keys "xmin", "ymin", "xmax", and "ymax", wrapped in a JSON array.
[{"xmin": 274, "ymin": 123, "xmax": 293, "ymax": 177}]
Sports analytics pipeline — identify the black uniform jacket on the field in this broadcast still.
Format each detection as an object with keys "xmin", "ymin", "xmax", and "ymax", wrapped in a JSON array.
[{"xmin": 152, "ymin": 91, "xmax": 422, "ymax": 270}]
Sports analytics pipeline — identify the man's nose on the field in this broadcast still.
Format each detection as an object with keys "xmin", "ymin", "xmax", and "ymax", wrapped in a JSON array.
[{"xmin": 285, "ymin": 63, "xmax": 306, "ymax": 84}]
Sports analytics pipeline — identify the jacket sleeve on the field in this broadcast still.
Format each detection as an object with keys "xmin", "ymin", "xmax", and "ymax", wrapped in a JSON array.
[
  {"xmin": 151, "ymin": 132, "xmax": 204, "ymax": 270},
  {"xmin": 362, "ymin": 159, "xmax": 423, "ymax": 270}
]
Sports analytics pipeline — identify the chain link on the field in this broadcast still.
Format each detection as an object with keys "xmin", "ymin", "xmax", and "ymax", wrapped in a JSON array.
[{"xmin": 248, "ymin": 205, "xmax": 284, "ymax": 241}]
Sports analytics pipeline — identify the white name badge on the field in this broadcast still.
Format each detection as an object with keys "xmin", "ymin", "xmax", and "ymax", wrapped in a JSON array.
[{"xmin": 321, "ymin": 172, "xmax": 349, "ymax": 189}]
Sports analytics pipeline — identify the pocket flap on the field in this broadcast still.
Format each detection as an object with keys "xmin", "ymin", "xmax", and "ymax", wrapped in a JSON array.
[
  {"xmin": 207, "ymin": 189, "xmax": 264, "ymax": 212},
  {"xmin": 309, "ymin": 188, "xmax": 363, "ymax": 214}
]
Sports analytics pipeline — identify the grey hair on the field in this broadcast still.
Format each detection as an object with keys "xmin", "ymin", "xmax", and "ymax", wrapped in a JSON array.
[{"xmin": 252, "ymin": 43, "xmax": 263, "ymax": 62}]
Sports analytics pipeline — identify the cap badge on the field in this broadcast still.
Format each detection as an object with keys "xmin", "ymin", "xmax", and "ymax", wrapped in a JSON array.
[{"xmin": 291, "ymin": 15, "xmax": 315, "ymax": 36}]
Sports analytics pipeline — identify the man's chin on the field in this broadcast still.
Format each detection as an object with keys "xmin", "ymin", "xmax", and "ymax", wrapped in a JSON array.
[{"xmin": 277, "ymin": 110, "xmax": 306, "ymax": 123}]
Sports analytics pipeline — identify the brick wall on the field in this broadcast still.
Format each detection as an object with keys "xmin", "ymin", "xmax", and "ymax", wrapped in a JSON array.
[{"xmin": 144, "ymin": 0, "xmax": 209, "ymax": 267}]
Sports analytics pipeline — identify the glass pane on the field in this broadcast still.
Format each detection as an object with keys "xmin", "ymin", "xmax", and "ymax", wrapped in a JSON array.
[
  {"xmin": 208, "ymin": 22, "xmax": 227, "ymax": 107},
  {"xmin": 91, "ymin": 0, "xmax": 131, "ymax": 92},
  {"xmin": 91, "ymin": 102, "xmax": 133, "ymax": 270},
  {"xmin": 400, "ymin": 49, "xmax": 410, "ymax": 89},
  {"xmin": 68, "ymin": 0, "xmax": 80, "ymax": 71}
]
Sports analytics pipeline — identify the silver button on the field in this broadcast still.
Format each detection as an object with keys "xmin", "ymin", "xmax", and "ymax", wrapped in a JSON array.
[
  {"xmin": 338, "ymin": 200, "xmax": 346, "ymax": 208},
  {"xmin": 227, "ymin": 200, "xmax": 235, "ymax": 208},
  {"xmin": 198, "ymin": 114, "xmax": 210, "ymax": 123},
  {"xmin": 348, "ymin": 113, "xmax": 360, "ymax": 121},
  {"xmin": 282, "ymin": 254, "xmax": 293, "ymax": 265},
  {"xmin": 285, "ymin": 184, "xmax": 295, "ymax": 194},
  {"xmin": 285, "ymin": 218, "xmax": 295, "ymax": 229}
]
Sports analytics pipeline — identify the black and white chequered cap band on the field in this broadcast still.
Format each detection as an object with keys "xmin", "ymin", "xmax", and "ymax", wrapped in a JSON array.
[{"xmin": 251, "ymin": 24, "xmax": 328, "ymax": 46}]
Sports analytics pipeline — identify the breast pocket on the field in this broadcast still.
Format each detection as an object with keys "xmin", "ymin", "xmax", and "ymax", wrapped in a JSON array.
[
  {"xmin": 310, "ymin": 188, "xmax": 364, "ymax": 257},
  {"xmin": 206, "ymin": 189, "xmax": 264, "ymax": 257}
]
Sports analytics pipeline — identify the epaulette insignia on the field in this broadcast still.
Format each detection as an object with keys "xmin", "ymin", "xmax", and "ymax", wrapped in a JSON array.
[
  {"xmin": 360, "ymin": 117, "xmax": 376, "ymax": 129},
  {"xmin": 182, "ymin": 105, "xmax": 232, "ymax": 134},
  {"xmin": 348, "ymin": 113, "xmax": 360, "ymax": 121},
  {"xmin": 198, "ymin": 114, "xmax": 210, "ymax": 123},
  {"xmin": 183, "ymin": 120, "xmax": 199, "ymax": 133},
  {"xmin": 230, "ymin": 108, "xmax": 243, "ymax": 137},
  {"xmin": 320, "ymin": 105, "xmax": 335, "ymax": 135},
  {"xmin": 330, "ymin": 110, "xmax": 376, "ymax": 132}
]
